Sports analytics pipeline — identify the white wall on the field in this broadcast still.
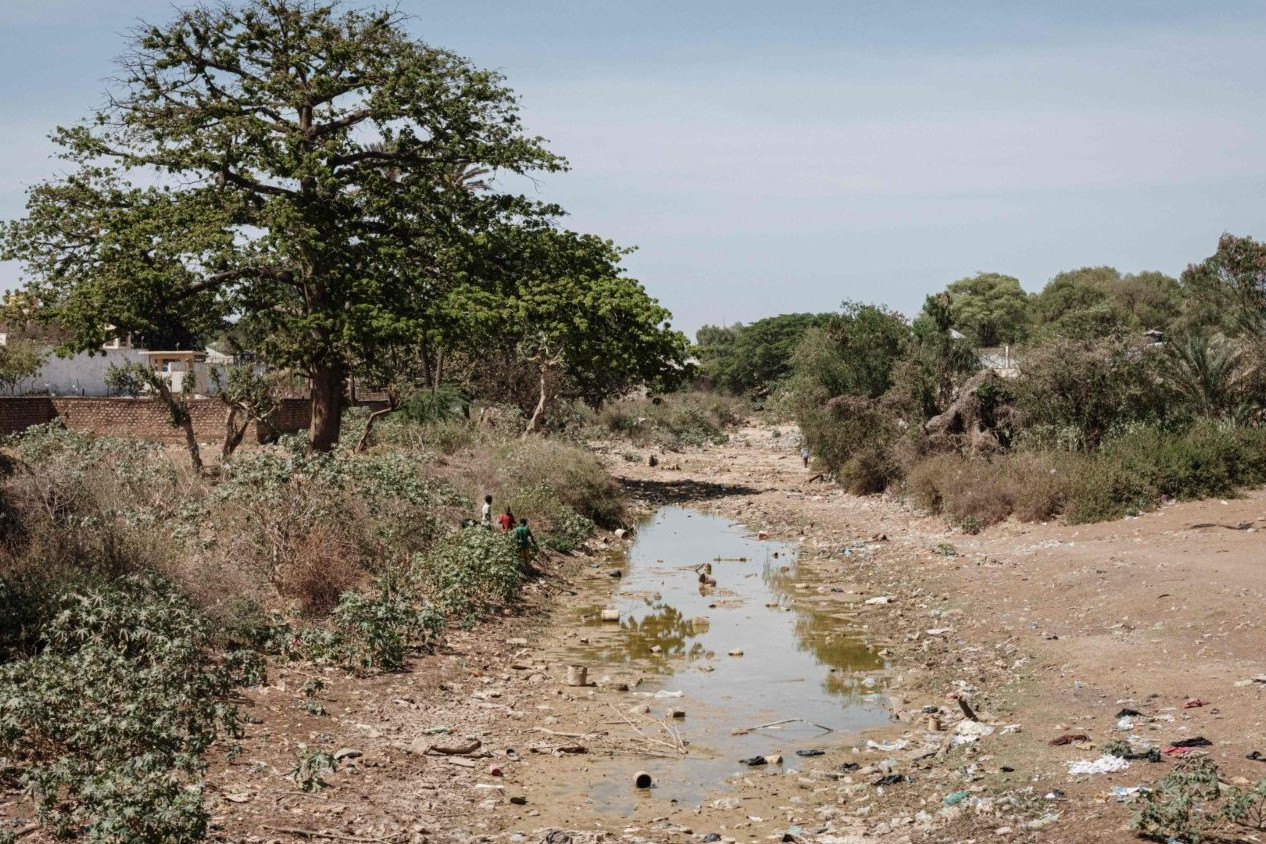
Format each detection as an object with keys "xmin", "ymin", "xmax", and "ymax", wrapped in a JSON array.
[{"xmin": 15, "ymin": 349, "xmax": 147, "ymax": 396}]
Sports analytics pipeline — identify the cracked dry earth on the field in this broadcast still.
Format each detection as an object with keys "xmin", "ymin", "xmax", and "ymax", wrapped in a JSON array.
[{"xmin": 200, "ymin": 423, "xmax": 1266, "ymax": 844}]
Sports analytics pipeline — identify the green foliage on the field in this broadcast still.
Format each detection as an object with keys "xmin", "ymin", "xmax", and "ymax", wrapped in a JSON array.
[
  {"xmin": 1132, "ymin": 757, "xmax": 1222, "ymax": 843},
  {"xmin": 0, "ymin": 1, "xmax": 584, "ymax": 450},
  {"xmin": 0, "ymin": 338, "xmax": 45, "ymax": 395},
  {"xmin": 1162, "ymin": 332, "xmax": 1259, "ymax": 419},
  {"xmin": 791, "ymin": 303, "xmax": 909, "ymax": 404},
  {"xmin": 539, "ymin": 506, "xmax": 596, "ymax": 552},
  {"xmin": 799, "ymin": 395, "xmax": 897, "ymax": 493},
  {"xmin": 289, "ymin": 748, "xmax": 338, "ymax": 793},
  {"xmin": 399, "ymin": 386, "xmax": 469, "ymax": 425},
  {"xmin": 414, "ymin": 527, "xmax": 524, "ymax": 627},
  {"xmin": 1222, "ymin": 779, "xmax": 1266, "ymax": 832},
  {"xmin": 695, "ymin": 313, "xmax": 833, "ymax": 396},
  {"xmin": 1063, "ymin": 421, "xmax": 1266, "ymax": 523},
  {"xmin": 0, "ymin": 575, "xmax": 258, "ymax": 842},
  {"xmin": 1031, "ymin": 266, "xmax": 1184, "ymax": 339},
  {"xmin": 494, "ymin": 437, "xmax": 625, "ymax": 528},
  {"xmin": 301, "ymin": 575, "xmax": 444, "ymax": 673},
  {"xmin": 1013, "ymin": 336, "xmax": 1162, "ymax": 449},
  {"xmin": 1181, "ymin": 233, "xmax": 1266, "ymax": 340},
  {"xmin": 944, "ymin": 272, "xmax": 1029, "ymax": 346},
  {"xmin": 888, "ymin": 295, "xmax": 980, "ymax": 424}
]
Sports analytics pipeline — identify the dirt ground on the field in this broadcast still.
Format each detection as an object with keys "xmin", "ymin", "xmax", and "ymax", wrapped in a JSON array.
[{"xmin": 195, "ymin": 423, "xmax": 1266, "ymax": 844}]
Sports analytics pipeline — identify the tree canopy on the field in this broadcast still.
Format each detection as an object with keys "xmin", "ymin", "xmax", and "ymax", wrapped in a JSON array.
[
  {"xmin": 944, "ymin": 272, "xmax": 1030, "ymax": 347},
  {"xmin": 1, "ymin": 0, "xmax": 684, "ymax": 448},
  {"xmin": 694, "ymin": 313, "xmax": 832, "ymax": 396}
]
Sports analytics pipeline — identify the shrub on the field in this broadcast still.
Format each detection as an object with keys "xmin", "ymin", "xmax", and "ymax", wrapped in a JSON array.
[
  {"xmin": 415, "ymin": 527, "xmax": 524, "ymax": 627},
  {"xmin": 594, "ymin": 391, "xmax": 744, "ymax": 449},
  {"xmin": 801, "ymin": 395, "xmax": 899, "ymax": 494},
  {"xmin": 300, "ymin": 574, "xmax": 444, "ymax": 673},
  {"xmin": 0, "ymin": 575, "xmax": 258, "ymax": 841},
  {"xmin": 539, "ymin": 505, "xmax": 596, "ymax": 552},
  {"xmin": 904, "ymin": 450, "xmax": 1069, "ymax": 528},
  {"xmin": 495, "ymin": 437, "xmax": 624, "ymax": 528},
  {"xmin": 1132, "ymin": 757, "xmax": 1222, "ymax": 843}
]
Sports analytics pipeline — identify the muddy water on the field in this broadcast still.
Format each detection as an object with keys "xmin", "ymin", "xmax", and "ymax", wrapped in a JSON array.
[{"xmin": 548, "ymin": 506, "xmax": 888, "ymax": 813}]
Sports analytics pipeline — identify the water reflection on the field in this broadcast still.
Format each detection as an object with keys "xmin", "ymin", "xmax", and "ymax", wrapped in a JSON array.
[{"xmin": 549, "ymin": 506, "xmax": 891, "ymax": 811}]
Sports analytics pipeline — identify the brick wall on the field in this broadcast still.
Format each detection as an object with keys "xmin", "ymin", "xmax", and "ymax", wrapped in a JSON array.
[{"xmin": 0, "ymin": 396, "xmax": 313, "ymax": 445}]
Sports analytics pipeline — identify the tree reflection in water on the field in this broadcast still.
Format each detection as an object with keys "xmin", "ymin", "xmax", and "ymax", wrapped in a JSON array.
[{"xmin": 587, "ymin": 603, "xmax": 710, "ymax": 665}]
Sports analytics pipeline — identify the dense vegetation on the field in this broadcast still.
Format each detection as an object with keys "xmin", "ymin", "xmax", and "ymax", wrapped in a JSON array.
[
  {"xmin": 697, "ymin": 234, "xmax": 1266, "ymax": 528},
  {"xmin": 0, "ymin": 408, "xmax": 621, "ymax": 840}
]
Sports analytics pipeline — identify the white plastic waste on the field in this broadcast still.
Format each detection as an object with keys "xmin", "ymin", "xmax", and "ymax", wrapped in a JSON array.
[{"xmin": 1068, "ymin": 755, "xmax": 1130, "ymax": 776}]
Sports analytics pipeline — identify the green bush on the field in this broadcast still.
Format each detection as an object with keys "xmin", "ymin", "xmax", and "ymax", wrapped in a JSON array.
[
  {"xmin": 414, "ymin": 527, "xmax": 524, "ymax": 627},
  {"xmin": 799, "ymin": 395, "xmax": 898, "ymax": 493},
  {"xmin": 298, "ymin": 574, "xmax": 444, "ymax": 673},
  {"xmin": 539, "ymin": 505, "xmax": 596, "ymax": 552},
  {"xmin": 1064, "ymin": 421, "xmax": 1266, "ymax": 523},
  {"xmin": 0, "ymin": 575, "xmax": 258, "ymax": 842}
]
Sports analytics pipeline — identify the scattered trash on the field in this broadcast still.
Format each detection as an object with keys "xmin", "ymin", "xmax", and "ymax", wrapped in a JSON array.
[
  {"xmin": 1112, "ymin": 785, "xmax": 1148, "ymax": 802},
  {"xmin": 633, "ymin": 770, "xmax": 653, "ymax": 789},
  {"xmin": 765, "ymin": 753, "xmax": 783, "ymax": 765},
  {"xmin": 795, "ymin": 748, "xmax": 825, "ymax": 757},
  {"xmin": 702, "ymin": 835, "xmax": 721, "ymax": 843},
  {"xmin": 1183, "ymin": 698, "xmax": 1209, "ymax": 709},
  {"xmin": 864, "ymin": 596, "xmax": 894, "ymax": 605},
  {"xmin": 488, "ymin": 764, "xmax": 503, "ymax": 776},
  {"xmin": 944, "ymin": 790, "xmax": 970, "ymax": 805},
  {"xmin": 874, "ymin": 774, "xmax": 905, "ymax": 786},
  {"xmin": 952, "ymin": 721, "xmax": 995, "ymax": 745},
  {"xmin": 1049, "ymin": 734, "xmax": 1090, "ymax": 746},
  {"xmin": 1068, "ymin": 755, "xmax": 1131, "ymax": 775},
  {"xmin": 1044, "ymin": 790, "xmax": 1065, "ymax": 800},
  {"xmin": 1116, "ymin": 708, "xmax": 1142, "ymax": 718},
  {"xmin": 728, "ymin": 648, "xmax": 744, "ymax": 657},
  {"xmin": 1233, "ymin": 675, "xmax": 1266, "ymax": 687},
  {"xmin": 866, "ymin": 739, "xmax": 907, "ymax": 752},
  {"xmin": 332, "ymin": 747, "xmax": 362, "ymax": 761},
  {"xmin": 599, "ymin": 608, "xmax": 620, "ymax": 622},
  {"xmin": 741, "ymin": 756, "xmax": 768, "ymax": 767},
  {"xmin": 427, "ymin": 739, "xmax": 482, "ymax": 756},
  {"xmin": 669, "ymin": 708, "xmax": 686, "ymax": 719},
  {"xmin": 1167, "ymin": 737, "xmax": 1212, "ymax": 749},
  {"xmin": 566, "ymin": 665, "xmax": 588, "ymax": 687},
  {"xmin": 838, "ymin": 762, "xmax": 860, "ymax": 772},
  {"xmin": 1116, "ymin": 717, "xmax": 1135, "ymax": 731}
]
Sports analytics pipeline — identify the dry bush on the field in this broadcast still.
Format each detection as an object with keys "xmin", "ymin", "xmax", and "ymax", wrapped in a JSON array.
[
  {"xmin": 903, "ymin": 453, "xmax": 1014, "ymax": 527},
  {"xmin": 275, "ymin": 526, "xmax": 366, "ymax": 616}
]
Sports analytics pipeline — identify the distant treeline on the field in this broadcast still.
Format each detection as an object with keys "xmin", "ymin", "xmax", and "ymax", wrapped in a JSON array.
[{"xmin": 694, "ymin": 234, "xmax": 1266, "ymax": 526}]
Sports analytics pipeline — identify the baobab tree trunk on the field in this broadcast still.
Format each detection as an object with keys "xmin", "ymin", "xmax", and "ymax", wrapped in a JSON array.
[{"xmin": 309, "ymin": 361, "xmax": 345, "ymax": 452}]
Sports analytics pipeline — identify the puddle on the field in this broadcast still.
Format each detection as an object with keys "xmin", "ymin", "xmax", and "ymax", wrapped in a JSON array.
[{"xmin": 545, "ymin": 506, "xmax": 889, "ymax": 813}]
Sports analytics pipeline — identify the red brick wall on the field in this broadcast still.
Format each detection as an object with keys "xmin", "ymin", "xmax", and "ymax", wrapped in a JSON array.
[
  {"xmin": 0, "ymin": 396, "xmax": 313, "ymax": 445},
  {"xmin": 0, "ymin": 397, "xmax": 57, "ymax": 437}
]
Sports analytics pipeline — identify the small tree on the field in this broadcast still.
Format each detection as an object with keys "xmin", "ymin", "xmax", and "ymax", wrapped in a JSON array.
[
  {"xmin": 0, "ymin": 339, "xmax": 45, "ymax": 395},
  {"xmin": 210, "ymin": 366, "xmax": 279, "ymax": 460},
  {"xmin": 106, "ymin": 363, "xmax": 203, "ymax": 472}
]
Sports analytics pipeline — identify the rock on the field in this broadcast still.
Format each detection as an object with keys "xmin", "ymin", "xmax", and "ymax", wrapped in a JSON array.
[
  {"xmin": 333, "ymin": 747, "xmax": 362, "ymax": 761},
  {"xmin": 509, "ymin": 794, "xmax": 527, "ymax": 805},
  {"xmin": 729, "ymin": 649, "xmax": 744, "ymax": 657},
  {"xmin": 669, "ymin": 708, "xmax": 686, "ymax": 719}
]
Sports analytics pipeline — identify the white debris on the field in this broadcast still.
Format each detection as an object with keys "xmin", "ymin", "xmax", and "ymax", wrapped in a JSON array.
[{"xmin": 1068, "ymin": 755, "xmax": 1131, "ymax": 776}]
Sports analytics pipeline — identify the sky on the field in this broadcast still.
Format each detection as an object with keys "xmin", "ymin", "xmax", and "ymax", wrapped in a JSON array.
[{"xmin": 2, "ymin": 1, "xmax": 1266, "ymax": 337}]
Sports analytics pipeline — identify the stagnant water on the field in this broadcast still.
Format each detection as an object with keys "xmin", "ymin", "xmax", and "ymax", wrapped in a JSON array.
[{"xmin": 548, "ymin": 506, "xmax": 889, "ymax": 812}]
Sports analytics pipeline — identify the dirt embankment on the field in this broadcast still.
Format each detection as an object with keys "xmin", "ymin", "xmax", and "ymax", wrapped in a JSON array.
[{"xmin": 203, "ymin": 423, "xmax": 1266, "ymax": 844}]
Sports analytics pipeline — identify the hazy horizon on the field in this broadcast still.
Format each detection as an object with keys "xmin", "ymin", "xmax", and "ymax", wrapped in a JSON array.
[{"xmin": 3, "ymin": 1, "xmax": 1265, "ymax": 337}]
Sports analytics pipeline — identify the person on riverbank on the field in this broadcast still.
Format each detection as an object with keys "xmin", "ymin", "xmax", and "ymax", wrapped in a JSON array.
[
  {"xmin": 513, "ymin": 517, "xmax": 538, "ymax": 565},
  {"xmin": 498, "ymin": 507, "xmax": 515, "ymax": 532},
  {"xmin": 480, "ymin": 494, "xmax": 493, "ymax": 528},
  {"xmin": 801, "ymin": 446, "xmax": 810, "ymax": 468}
]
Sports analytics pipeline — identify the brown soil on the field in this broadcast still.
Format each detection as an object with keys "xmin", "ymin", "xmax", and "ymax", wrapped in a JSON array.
[{"xmin": 164, "ymin": 424, "xmax": 1266, "ymax": 842}]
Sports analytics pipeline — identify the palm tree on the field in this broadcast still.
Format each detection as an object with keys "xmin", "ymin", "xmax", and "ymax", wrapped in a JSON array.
[{"xmin": 1162, "ymin": 332, "xmax": 1248, "ymax": 417}]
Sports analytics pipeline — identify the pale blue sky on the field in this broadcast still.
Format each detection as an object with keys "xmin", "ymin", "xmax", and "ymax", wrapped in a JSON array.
[{"xmin": 2, "ymin": 1, "xmax": 1265, "ymax": 335}]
